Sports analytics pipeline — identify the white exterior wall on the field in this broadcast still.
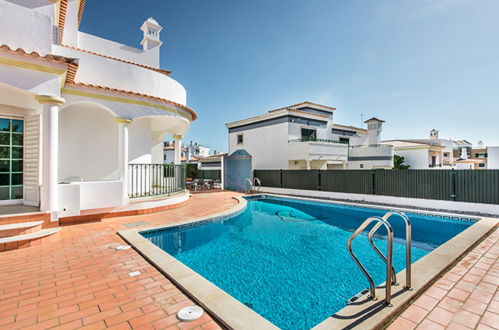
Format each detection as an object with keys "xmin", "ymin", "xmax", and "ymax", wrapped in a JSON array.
[
  {"xmin": 0, "ymin": 1, "xmax": 54, "ymax": 55},
  {"xmin": 487, "ymin": 147, "xmax": 499, "ymax": 169},
  {"xmin": 128, "ymin": 118, "xmax": 153, "ymax": 164},
  {"xmin": 348, "ymin": 145, "xmax": 394, "ymax": 169},
  {"xmin": 228, "ymin": 122, "xmax": 289, "ymax": 169},
  {"xmin": 288, "ymin": 121, "xmax": 328, "ymax": 140},
  {"xmin": 78, "ymin": 32, "xmax": 160, "ymax": 68},
  {"xmin": 54, "ymin": 46, "xmax": 187, "ymax": 105},
  {"xmin": 395, "ymin": 149, "xmax": 430, "ymax": 169},
  {"xmin": 59, "ymin": 105, "xmax": 119, "ymax": 181}
]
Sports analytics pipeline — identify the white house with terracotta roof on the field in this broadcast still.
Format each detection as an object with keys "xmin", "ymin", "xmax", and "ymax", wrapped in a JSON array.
[
  {"xmin": 226, "ymin": 102, "xmax": 394, "ymax": 170},
  {"xmin": 0, "ymin": 0, "xmax": 196, "ymax": 230}
]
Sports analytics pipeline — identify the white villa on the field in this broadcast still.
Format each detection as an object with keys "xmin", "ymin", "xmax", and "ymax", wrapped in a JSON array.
[
  {"xmin": 226, "ymin": 102, "xmax": 394, "ymax": 170},
  {"xmin": 164, "ymin": 140, "xmax": 210, "ymax": 164},
  {"xmin": 382, "ymin": 130, "xmax": 494, "ymax": 170},
  {"xmin": 0, "ymin": 0, "xmax": 195, "ymax": 228}
]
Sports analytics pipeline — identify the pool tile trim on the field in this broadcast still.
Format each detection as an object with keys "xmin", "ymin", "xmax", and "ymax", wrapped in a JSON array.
[{"xmin": 119, "ymin": 193, "xmax": 498, "ymax": 330}]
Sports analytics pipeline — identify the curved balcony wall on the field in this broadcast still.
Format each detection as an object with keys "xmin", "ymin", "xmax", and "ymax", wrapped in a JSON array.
[{"xmin": 53, "ymin": 45, "xmax": 187, "ymax": 105}]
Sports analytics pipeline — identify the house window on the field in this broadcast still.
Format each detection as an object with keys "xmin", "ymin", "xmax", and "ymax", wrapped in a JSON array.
[
  {"xmin": 301, "ymin": 128, "xmax": 316, "ymax": 141},
  {"xmin": 339, "ymin": 137, "xmax": 350, "ymax": 144},
  {"xmin": 0, "ymin": 118, "xmax": 24, "ymax": 200},
  {"xmin": 360, "ymin": 164, "xmax": 364, "ymax": 169},
  {"xmin": 237, "ymin": 134, "xmax": 244, "ymax": 145},
  {"xmin": 478, "ymin": 163, "xmax": 485, "ymax": 168}
]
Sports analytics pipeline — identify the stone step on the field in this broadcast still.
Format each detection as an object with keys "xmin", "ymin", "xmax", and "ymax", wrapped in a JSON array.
[
  {"xmin": 0, "ymin": 221, "xmax": 43, "ymax": 238},
  {"xmin": 0, "ymin": 212, "xmax": 51, "ymax": 225},
  {"xmin": 0, "ymin": 228, "xmax": 61, "ymax": 251}
]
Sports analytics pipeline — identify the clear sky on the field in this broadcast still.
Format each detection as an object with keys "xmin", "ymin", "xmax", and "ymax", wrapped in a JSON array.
[{"xmin": 81, "ymin": 0, "xmax": 499, "ymax": 152}]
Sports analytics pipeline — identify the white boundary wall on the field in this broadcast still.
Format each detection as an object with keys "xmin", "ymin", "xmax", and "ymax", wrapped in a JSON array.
[{"xmin": 260, "ymin": 187, "xmax": 499, "ymax": 216}]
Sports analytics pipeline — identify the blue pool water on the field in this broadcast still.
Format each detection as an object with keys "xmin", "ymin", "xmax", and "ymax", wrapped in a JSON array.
[{"xmin": 142, "ymin": 196, "xmax": 474, "ymax": 329}]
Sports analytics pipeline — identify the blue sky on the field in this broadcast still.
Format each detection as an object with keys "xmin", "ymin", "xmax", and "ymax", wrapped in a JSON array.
[{"xmin": 81, "ymin": 0, "xmax": 499, "ymax": 152}]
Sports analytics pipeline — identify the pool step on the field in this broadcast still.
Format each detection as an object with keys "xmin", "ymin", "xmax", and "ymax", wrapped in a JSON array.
[
  {"xmin": 0, "ymin": 227, "xmax": 61, "ymax": 252},
  {"xmin": 0, "ymin": 221, "xmax": 43, "ymax": 238}
]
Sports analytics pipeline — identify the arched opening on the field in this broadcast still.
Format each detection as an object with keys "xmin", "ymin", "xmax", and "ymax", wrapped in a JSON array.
[{"xmin": 59, "ymin": 102, "xmax": 119, "ymax": 181}]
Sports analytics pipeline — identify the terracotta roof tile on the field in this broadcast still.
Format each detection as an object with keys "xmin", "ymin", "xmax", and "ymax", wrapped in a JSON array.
[
  {"xmin": 0, "ymin": 44, "xmax": 79, "ymax": 87},
  {"xmin": 58, "ymin": 0, "xmax": 68, "ymax": 42},
  {"xmin": 78, "ymin": 0, "xmax": 86, "ymax": 27},
  {"xmin": 62, "ymin": 45, "xmax": 171, "ymax": 76}
]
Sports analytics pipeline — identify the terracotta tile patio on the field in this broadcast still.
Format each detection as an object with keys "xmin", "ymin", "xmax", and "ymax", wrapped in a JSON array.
[
  {"xmin": 388, "ymin": 228, "xmax": 499, "ymax": 330},
  {"xmin": 0, "ymin": 191, "xmax": 241, "ymax": 330},
  {"xmin": 0, "ymin": 191, "xmax": 497, "ymax": 329}
]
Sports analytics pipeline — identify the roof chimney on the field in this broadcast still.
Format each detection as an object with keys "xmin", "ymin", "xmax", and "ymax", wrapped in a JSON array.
[
  {"xmin": 430, "ymin": 129, "xmax": 439, "ymax": 140},
  {"xmin": 364, "ymin": 117, "xmax": 385, "ymax": 145},
  {"xmin": 140, "ymin": 17, "xmax": 163, "ymax": 51}
]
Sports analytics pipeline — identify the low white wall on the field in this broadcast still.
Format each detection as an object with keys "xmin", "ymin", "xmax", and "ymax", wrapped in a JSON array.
[
  {"xmin": 78, "ymin": 32, "xmax": 159, "ymax": 68},
  {"xmin": 260, "ymin": 187, "xmax": 499, "ymax": 216},
  {"xmin": 59, "ymin": 180, "xmax": 124, "ymax": 216}
]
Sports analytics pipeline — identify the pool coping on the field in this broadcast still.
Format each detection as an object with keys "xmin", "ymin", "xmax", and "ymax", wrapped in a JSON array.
[{"xmin": 118, "ymin": 194, "xmax": 498, "ymax": 330}]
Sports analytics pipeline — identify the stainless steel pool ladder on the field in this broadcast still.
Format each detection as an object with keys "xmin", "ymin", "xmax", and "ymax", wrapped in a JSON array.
[
  {"xmin": 347, "ymin": 211, "xmax": 412, "ymax": 305},
  {"xmin": 244, "ymin": 177, "xmax": 261, "ymax": 194}
]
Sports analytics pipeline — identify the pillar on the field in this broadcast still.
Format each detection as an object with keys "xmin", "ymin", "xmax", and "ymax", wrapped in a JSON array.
[
  {"xmin": 115, "ymin": 118, "xmax": 132, "ymax": 203},
  {"xmin": 173, "ymin": 134, "xmax": 182, "ymax": 164},
  {"xmin": 36, "ymin": 95, "xmax": 65, "ymax": 219}
]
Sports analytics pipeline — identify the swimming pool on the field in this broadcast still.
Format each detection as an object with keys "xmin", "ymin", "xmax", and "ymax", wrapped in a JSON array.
[{"xmin": 141, "ymin": 195, "xmax": 474, "ymax": 329}]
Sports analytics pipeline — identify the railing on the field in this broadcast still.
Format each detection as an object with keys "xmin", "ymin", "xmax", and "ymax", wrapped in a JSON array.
[
  {"xmin": 350, "ymin": 144, "xmax": 394, "ymax": 148},
  {"xmin": 288, "ymin": 138, "xmax": 348, "ymax": 144},
  {"xmin": 128, "ymin": 164, "xmax": 186, "ymax": 198}
]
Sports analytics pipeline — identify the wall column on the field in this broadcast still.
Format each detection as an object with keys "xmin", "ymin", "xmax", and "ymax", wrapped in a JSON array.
[
  {"xmin": 116, "ymin": 118, "xmax": 132, "ymax": 204},
  {"xmin": 173, "ymin": 134, "xmax": 182, "ymax": 164},
  {"xmin": 36, "ymin": 95, "xmax": 65, "ymax": 219}
]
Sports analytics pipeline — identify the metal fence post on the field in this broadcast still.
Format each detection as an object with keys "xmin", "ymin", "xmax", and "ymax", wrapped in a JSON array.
[
  {"xmin": 451, "ymin": 168, "xmax": 457, "ymax": 201},
  {"xmin": 280, "ymin": 169, "xmax": 283, "ymax": 188},
  {"xmin": 371, "ymin": 169, "xmax": 376, "ymax": 195},
  {"xmin": 318, "ymin": 170, "xmax": 322, "ymax": 191}
]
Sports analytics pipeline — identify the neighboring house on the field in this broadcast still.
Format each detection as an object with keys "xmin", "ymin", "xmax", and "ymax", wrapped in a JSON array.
[
  {"xmin": 226, "ymin": 102, "xmax": 393, "ymax": 170},
  {"xmin": 382, "ymin": 130, "xmax": 455, "ymax": 169},
  {"xmin": 198, "ymin": 154, "xmax": 227, "ymax": 170},
  {"xmin": 163, "ymin": 140, "xmax": 209, "ymax": 164},
  {"xmin": 0, "ymin": 1, "xmax": 196, "ymax": 219},
  {"xmin": 383, "ymin": 130, "xmax": 489, "ymax": 169},
  {"xmin": 453, "ymin": 140, "xmax": 488, "ymax": 169}
]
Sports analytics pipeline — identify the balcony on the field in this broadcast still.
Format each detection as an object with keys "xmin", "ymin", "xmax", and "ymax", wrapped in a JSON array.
[
  {"xmin": 287, "ymin": 138, "xmax": 349, "ymax": 162},
  {"xmin": 128, "ymin": 164, "xmax": 186, "ymax": 198}
]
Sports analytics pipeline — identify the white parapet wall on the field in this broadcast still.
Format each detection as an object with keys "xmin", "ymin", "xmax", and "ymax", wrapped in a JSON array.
[{"xmin": 260, "ymin": 187, "xmax": 499, "ymax": 216}]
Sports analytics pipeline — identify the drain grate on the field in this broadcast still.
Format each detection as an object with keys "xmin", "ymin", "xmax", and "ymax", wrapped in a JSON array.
[{"xmin": 123, "ymin": 221, "xmax": 149, "ymax": 228}]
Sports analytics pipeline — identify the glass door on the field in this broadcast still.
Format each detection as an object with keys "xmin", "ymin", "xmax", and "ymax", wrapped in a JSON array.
[{"xmin": 0, "ymin": 118, "xmax": 23, "ymax": 200}]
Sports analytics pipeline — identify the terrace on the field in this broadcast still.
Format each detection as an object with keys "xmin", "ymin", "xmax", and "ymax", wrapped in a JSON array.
[{"xmin": 0, "ymin": 190, "xmax": 497, "ymax": 329}]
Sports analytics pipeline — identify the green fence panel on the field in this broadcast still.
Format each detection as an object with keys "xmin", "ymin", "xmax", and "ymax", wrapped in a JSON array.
[
  {"xmin": 321, "ymin": 170, "xmax": 373, "ymax": 194},
  {"xmin": 197, "ymin": 169, "xmax": 221, "ymax": 180},
  {"xmin": 282, "ymin": 170, "xmax": 319, "ymax": 190},
  {"xmin": 254, "ymin": 170, "xmax": 281, "ymax": 188},
  {"xmin": 374, "ymin": 169, "xmax": 452, "ymax": 200},
  {"xmin": 455, "ymin": 170, "xmax": 499, "ymax": 204}
]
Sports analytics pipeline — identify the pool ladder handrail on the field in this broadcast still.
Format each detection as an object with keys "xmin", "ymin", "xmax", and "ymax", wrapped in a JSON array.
[
  {"xmin": 244, "ymin": 177, "xmax": 261, "ymax": 194},
  {"xmin": 368, "ymin": 211, "xmax": 412, "ymax": 290},
  {"xmin": 347, "ymin": 211, "xmax": 412, "ymax": 305},
  {"xmin": 347, "ymin": 216, "xmax": 394, "ymax": 305}
]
